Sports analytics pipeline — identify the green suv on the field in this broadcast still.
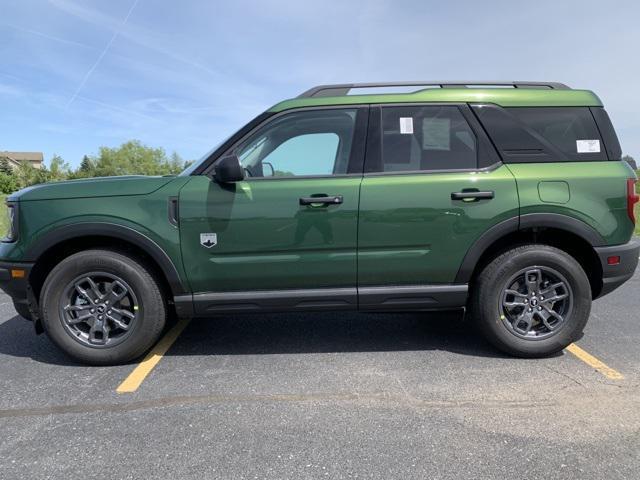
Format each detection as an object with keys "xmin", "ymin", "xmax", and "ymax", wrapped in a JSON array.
[{"xmin": 1, "ymin": 81, "xmax": 638, "ymax": 365}]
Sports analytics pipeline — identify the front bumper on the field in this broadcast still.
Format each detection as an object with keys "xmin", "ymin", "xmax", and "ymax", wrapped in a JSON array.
[
  {"xmin": 0, "ymin": 260, "xmax": 35, "ymax": 314},
  {"xmin": 594, "ymin": 240, "xmax": 640, "ymax": 298}
]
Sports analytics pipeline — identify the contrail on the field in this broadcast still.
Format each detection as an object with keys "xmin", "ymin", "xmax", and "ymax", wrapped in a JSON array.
[{"xmin": 66, "ymin": 0, "xmax": 140, "ymax": 108}]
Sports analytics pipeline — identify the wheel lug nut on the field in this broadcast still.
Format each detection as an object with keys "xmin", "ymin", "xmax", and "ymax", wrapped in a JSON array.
[
  {"xmin": 98, "ymin": 315, "xmax": 103, "ymax": 320},
  {"xmin": 90, "ymin": 309, "xmax": 95, "ymax": 313},
  {"xmin": 538, "ymin": 306, "xmax": 542, "ymax": 311},
  {"xmin": 107, "ymin": 310, "xmax": 112, "ymax": 314},
  {"xmin": 528, "ymin": 308, "xmax": 532, "ymax": 312}
]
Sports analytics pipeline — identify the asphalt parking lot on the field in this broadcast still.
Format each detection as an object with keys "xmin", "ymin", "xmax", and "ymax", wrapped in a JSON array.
[{"xmin": 1, "ymin": 269, "xmax": 639, "ymax": 480}]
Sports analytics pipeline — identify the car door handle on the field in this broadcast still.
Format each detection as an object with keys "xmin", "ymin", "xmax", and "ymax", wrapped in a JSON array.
[
  {"xmin": 299, "ymin": 195, "xmax": 343, "ymax": 206},
  {"xmin": 450, "ymin": 190, "xmax": 495, "ymax": 201}
]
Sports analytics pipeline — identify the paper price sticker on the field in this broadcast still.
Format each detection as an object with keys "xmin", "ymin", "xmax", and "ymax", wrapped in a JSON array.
[
  {"xmin": 399, "ymin": 117, "xmax": 413, "ymax": 134},
  {"xmin": 576, "ymin": 139, "xmax": 600, "ymax": 153}
]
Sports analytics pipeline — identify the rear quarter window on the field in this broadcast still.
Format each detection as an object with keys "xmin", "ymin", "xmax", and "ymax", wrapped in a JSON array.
[
  {"xmin": 507, "ymin": 107, "xmax": 604, "ymax": 162},
  {"xmin": 472, "ymin": 105, "xmax": 614, "ymax": 163},
  {"xmin": 590, "ymin": 107, "xmax": 622, "ymax": 160}
]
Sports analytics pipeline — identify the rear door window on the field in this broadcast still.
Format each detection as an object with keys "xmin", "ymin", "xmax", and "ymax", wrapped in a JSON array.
[{"xmin": 370, "ymin": 106, "xmax": 477, "ymax": 173}]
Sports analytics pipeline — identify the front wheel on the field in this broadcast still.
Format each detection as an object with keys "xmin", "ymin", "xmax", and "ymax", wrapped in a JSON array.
[
  {"xmin": 471, "ymin": 244, "xmax": 592, "ymax": 358},
  {"xmin": 40, "ymin": 249, "xmax": 167, "ymax": 365}
]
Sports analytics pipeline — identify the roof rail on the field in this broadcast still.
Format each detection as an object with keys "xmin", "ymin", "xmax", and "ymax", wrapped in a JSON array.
[{"xmin": 298, "ymin": 81, "xmax": 571, "ymax": 98}]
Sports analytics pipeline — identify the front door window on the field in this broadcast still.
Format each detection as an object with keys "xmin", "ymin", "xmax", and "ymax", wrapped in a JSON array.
[{"xmin": 233, "ymin": 109, "xmax": 358, "ymax": 178}]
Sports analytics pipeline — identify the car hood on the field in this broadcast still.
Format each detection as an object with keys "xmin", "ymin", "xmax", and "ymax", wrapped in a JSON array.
[{"xmin": 8, "ymin": 175, "xmax": 176, "ymax": 202}]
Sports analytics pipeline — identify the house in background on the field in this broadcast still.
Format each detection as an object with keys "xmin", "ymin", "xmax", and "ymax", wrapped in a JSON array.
[{"xmin": 0, "ymin": 151, "xmax": 44, "ymax": 170}]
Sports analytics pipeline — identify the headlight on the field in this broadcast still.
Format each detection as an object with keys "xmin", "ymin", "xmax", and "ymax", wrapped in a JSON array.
[{"xmin": 3, "ymin": 203, "xmax": 18, "ymax": 242}]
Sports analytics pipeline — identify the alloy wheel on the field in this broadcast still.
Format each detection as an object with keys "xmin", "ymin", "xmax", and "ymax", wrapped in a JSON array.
[
  {"xmin": 500, "ymin": 266, "xmax": 573, "ymax": 340},
  {"xmin": 59, "ymin": 272, "xmax": 139, "ymax": 348}
]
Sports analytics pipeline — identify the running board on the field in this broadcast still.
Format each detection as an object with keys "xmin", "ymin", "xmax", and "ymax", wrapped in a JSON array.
[
  {"xmin": 174, "ymin": 284, "xmax": 468, "ymax": 317},
  {"xmin": 358, "ymin": 285, "xmax": 468, "ymax": 311}
]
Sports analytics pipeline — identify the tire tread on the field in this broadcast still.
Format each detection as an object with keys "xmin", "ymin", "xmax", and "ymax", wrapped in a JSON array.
[
  {"xmin": 470, "ymin": 244, "xmax": 591, "ymax": 358},
  {"xmin": 40, "ymin": 249, "xmax": 167, "ymax": 365}
]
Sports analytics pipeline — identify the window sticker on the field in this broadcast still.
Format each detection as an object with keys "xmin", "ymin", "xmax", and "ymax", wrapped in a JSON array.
[
  {"xmin": 399, "ymin": 117, "xmax": 414, "ymax": 134},
  {"xmin": 576, "ymin": 139, "xmax": 600, "ymax": 153},
  {"xmin": 422, "ymin": 117, "xmax": 450, "ymax": 150}
]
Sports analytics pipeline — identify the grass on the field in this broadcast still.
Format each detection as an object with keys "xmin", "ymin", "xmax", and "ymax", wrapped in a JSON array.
[{"xmin": 0, "ymin": 195, "xmax": 6, "ymax": 239}]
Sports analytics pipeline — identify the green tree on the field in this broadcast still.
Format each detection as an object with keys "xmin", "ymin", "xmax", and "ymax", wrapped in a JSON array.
[
  {"xmin": 79, "ymin": 155, "xmax": 94, "ymax": 173},
  {"xmin": 67, "ymin": 155, "xmax": 95, "ymax": 179},
  {"xmin": 14, "ymin": 161, "xmax": 51, "ymax": 189},
  {"xmin": 0, "ymin": 156, "xmax": 13, "ymax": 175},
  {"xmin": 183, "ymin": 160, "xmax": 194, "ymax": 170},
  {"xmin": 168, "ymin": 152, "xmax": 185, "ymax": 174},
  {"xmin": 0, "ymin": 172, "xmax": 19, "ymax": 194},
  {"xmin": 622, "ymin": 154, "xmax": 637, "ymax": 171},
  {"xmin": 91, "ymin": 140, "xmax": 177, "ymax": 177},
  {"xmin": 48, "ymin": 154, "xmax": 70, "ymax": 181},
  {"xmin": 11, "ymin": 142, "xmax": 188, "ymax": 184}
]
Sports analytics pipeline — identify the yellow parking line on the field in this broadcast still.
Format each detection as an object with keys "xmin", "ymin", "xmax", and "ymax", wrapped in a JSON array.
[
  {"xmin": 116, "ymin": 318, "xmax": 191, "ymax": 393},
  {"xmin": 565, "ymin": 343, "xmax": 624, "ymax": 380}
]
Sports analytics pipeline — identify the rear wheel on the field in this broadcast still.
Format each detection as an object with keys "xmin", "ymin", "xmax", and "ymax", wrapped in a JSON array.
[
  {"xmin": 471, "ymin": 244, "xmax": 591, "ymax": 357},
  {"xmin": 40, "ymin": 249, "xmax": 167, "ymax": 365}
]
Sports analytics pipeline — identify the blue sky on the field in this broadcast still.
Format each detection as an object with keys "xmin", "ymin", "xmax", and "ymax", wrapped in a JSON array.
[{"xmin": 1, "ymin": 0, "xmax": 639, "ymax": 167}]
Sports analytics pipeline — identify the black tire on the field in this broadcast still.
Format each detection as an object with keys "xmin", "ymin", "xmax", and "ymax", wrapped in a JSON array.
[
  {"xmin": 470, "ymin": 244, "xmax": 591, "ymax": 358},
  {"xmin": 40, "ymin": 249, "xmax": 167, "ymax": 365}
]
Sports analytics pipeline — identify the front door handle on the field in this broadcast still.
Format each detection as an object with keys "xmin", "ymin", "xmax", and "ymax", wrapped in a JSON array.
[
  {"xmin": 451, "ymin": 190, "xmax": 495, "ymax": 201},
  {"xmin": 299, "ymin": 195, "xmax": 343, "ymax": 206}
]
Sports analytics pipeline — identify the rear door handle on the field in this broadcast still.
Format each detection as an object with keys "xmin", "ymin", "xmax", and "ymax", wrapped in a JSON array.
[
  {"xmin": 451, "ymin": 190, "xmax": 495, "ymax": 201},
  {"xmin": 299, "ymin": 195, "xmax": 343, "ymax": 206}
]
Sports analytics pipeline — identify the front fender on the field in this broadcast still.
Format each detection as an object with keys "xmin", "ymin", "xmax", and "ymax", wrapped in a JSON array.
[{"xmin": 24, "ymin": 222, "xmax": 187, "ymax": 295}]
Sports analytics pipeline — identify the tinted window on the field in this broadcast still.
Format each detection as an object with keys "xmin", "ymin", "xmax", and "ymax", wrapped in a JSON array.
[
  {"xmin": 590, "ymin": 107, "xmax": 621, "ymax": 160},
  {"xmin": 259, "ymin": 133, "xmax": 339, "ymax": 176},
  {"xmin": 375, "ymin": 106, "xmax": 477, "ymax": 172},
  {"xmin": 472, "ymin": 104, "xmax": 546, "ymax": 163},
  {"xmin": 233, "ymin": 109, "xmax": 357, "ymax": 177},
  {"xmin": 508, "ymin": 107, "xmax": 604, "ymax": 161}
]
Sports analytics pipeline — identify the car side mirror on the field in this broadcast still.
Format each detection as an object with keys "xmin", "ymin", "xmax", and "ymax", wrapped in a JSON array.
[
  {"xmin": 214, "ymin": 154, "xmax": 245, "ymax": 183},
  {"xmin": 262, "ymin": 161, "xmax": 275, "ymax": 177}
]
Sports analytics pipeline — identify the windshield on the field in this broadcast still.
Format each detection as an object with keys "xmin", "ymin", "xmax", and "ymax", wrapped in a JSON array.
[
  {"xmin": 179, "ymin": 112, "xmax": 274, "ymax": 176},
  {"xmin": 178, "ymin": 134, "xmax": 234, "ymax": 176}
]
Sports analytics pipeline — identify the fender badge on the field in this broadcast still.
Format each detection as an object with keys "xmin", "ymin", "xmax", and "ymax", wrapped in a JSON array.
[{"xmin": 200, "ymin": 233, "xmax": 217, "ymax": 248}]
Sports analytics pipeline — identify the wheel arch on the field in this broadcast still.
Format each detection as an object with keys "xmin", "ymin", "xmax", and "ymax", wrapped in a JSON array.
[
  {"xmin": 26, "ymin": 223, "xmax": 187, "ymax": 304},
  {"xmin": 456, "ymin": 214, "xmax": 605, "ymax": 298}
]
